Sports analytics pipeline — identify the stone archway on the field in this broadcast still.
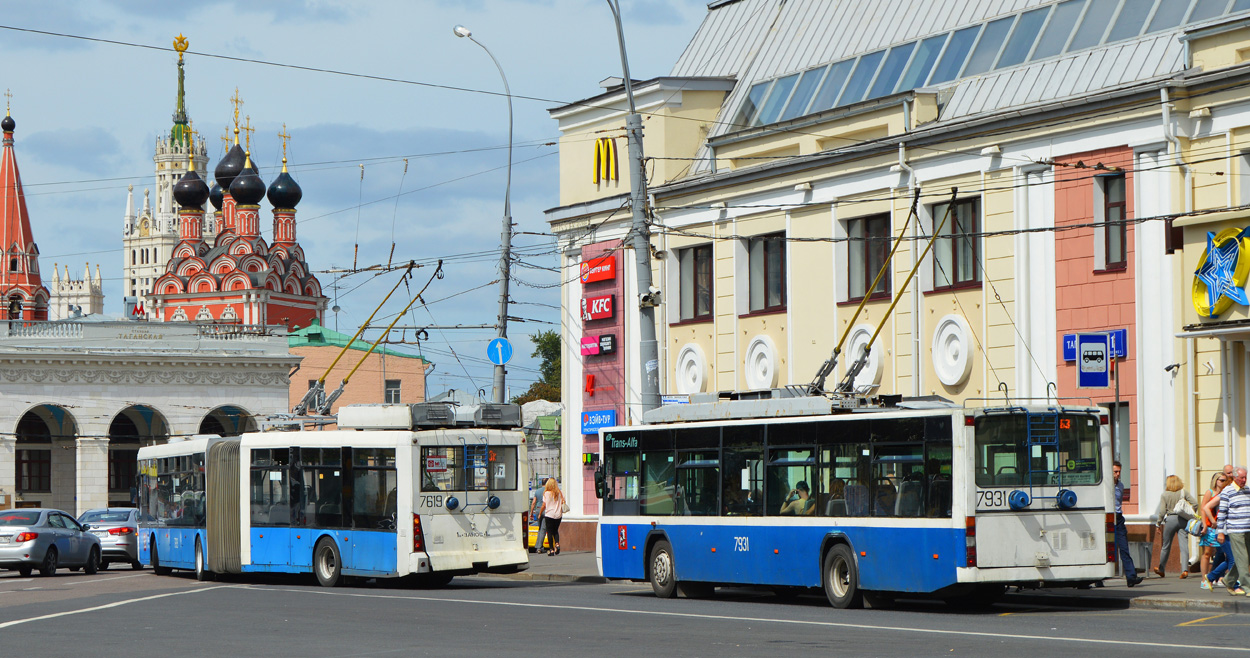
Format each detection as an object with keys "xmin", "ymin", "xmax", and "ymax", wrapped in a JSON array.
[
  {"xmin": 12, "ymin": 404, "xmax": 79, "ymax": 510},
  {"xmin": 199, "ymin": 405, "xmax": 257, "ymax": 436},
  {"xmin": 108, "ymin": 405, "xmax": 170, "ymax": 507}
]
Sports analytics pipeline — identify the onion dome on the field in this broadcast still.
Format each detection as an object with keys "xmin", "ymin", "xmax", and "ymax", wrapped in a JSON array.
[
  {"xmin": 266, "ymin": 158, "xmax": 302, "ymax": 209},
  {"xmin": 229, "ymin": 151, "xmax": 266, "ymax": 205},
  {"xmin": 1, "ymin": 114, "xmax": 13, "ymax": 132},
  {"xmin": 173, "ymin": 168, "xmax": 209, "ymax": 209},
  {"xmin": 214, "ymin": 137, "xmax": 245, "ymax": 190},
  {"xmin": 209, "ymin": 181, "xmax": 223, "ymax": 210}
]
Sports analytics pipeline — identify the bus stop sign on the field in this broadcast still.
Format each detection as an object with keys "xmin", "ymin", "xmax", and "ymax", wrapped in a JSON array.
[{"xmin": 1076, "ymin": 333, "xmax": 1110, "ymax": 388}]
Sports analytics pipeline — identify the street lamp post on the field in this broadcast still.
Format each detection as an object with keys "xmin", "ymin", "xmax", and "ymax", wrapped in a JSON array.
[
  {"xmin": 455, "ymin": 25, "xmax": 514, "ymax": 405},
  {"xmin": 604, "ymin": 1, "xmax": 661, "ymax": 416}
]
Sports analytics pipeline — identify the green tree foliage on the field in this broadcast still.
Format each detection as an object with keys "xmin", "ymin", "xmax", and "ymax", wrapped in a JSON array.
[{"xmin": 511, "ymin": 330, "xmax": 561, "ymax": 404}]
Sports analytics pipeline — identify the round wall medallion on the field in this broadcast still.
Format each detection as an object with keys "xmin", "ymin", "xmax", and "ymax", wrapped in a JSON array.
[
  {"xmin": 675, "ymin": 343, "xmax": 707, "ymax": 394},
  {"xmin": 932, "ymin": 314, "xmax": 974, "ymax": 387},
  {"xmin": 744, "ymin": 335, "xmax": 779, "ymax": 390},
  {"xmin": 843, "ymin": 324, "xmax": 882, "ymax": 390}
]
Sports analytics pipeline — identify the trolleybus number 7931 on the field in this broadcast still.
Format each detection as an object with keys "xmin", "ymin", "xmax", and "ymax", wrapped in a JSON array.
[{"xmin": 976, "ymin": 489, "xmax": 1008, "ymax": 508}]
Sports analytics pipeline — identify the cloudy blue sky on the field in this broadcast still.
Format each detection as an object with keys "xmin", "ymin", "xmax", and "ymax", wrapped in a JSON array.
[{"xmin": 0, "ymin": 0, "xmax": 709, "ymax": 398}]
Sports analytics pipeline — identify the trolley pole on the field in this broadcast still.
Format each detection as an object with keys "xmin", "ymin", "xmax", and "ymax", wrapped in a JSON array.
[{"xmin": 607, "ymin": 0, "xmax": 661, "ymax": 417}]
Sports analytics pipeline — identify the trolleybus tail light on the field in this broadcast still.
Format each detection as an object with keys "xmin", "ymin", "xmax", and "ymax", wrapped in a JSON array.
[
  {"xmin": 108, "ymin": 527, "xmax": 135, "ymax": 536},
  {"xmin": 413, "ymin": 514, "xmax": 426, "ymax": 553},
  {"xmin": 965, "ymin": 516, "xmax": 977, "ymax": 567},
  {"xmin": 13, "ymin": 532, "xmax": 37, "ymax": 543},
  {"xmin": 1105, "ymin": 512, "xmax": 1116, "ymax": 563},
  {"xmin": 1099, "ymin": 414, "xmax": 1109, "ymax": 426},
  {"xmin": 964, "ymin": 415, "xmax": 976, "ymax": 427}
]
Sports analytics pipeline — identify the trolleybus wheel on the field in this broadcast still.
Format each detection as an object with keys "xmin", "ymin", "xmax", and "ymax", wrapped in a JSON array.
[
  {"xmin": 152, "ymin": 540, "xmax": 172, "ymax": 576},
  {"xmin": 648, "ymin": 539, "xmax": 677, "ymax": 599},
  {"xmin": 314, "ymin": 537, "xmax": 342, "ymax": 587},
  {"xmin": 822, "ymin": 544, "xmax": 863, "ymax": 609},
  {"xmin": 194, "ymin": 538, "xmax": 212, "ymax": 582},
  {"xmin": 84, "ymin": 547, "xmax": 100, "ymax": 575}
]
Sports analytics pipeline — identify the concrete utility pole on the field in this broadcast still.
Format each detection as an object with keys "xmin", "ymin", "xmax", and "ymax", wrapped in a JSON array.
[
  {"xmin": 606, "ymin": 0, "xmax": 661, "ymax": 417},
  {"xmin": 455, "ymin": 25, "xmax": 515, "ymax": 404}
]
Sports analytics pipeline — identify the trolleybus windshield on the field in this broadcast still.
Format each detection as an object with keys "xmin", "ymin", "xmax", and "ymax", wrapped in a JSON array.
[{"xmin": 973, "ymin": 412, "xmax": 1101, "ymax": 487}]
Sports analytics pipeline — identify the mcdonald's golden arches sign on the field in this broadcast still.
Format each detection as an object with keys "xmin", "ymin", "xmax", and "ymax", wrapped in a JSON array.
[{"xmin": 593, "ymin": 137, "xmax": 618, "ymax": 185}]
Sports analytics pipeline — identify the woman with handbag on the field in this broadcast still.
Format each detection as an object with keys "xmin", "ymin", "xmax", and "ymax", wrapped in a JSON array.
[
  {"xmin": 539, "ymin": 478, "xmax": 567, "ymax": 556},
  {"xmin": 1151, "ymin": 474, "xmax": 1199, "ymax": 578},
  {"xmin": 1199, "ymin": 472, "xmax": 1232, "ymax": 589}
]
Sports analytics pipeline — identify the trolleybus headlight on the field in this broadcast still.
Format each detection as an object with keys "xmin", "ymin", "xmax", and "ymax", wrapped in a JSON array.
[
  {"xmin": 487, "ymin": 495, "xmax": 501, "ymax": 510},
  {"xmin": 1055, "ymin": 489, "xmax": 1078, "ymax": 509},
  {"xmin": 445, "ymin": 496, "xmax": 460, "ymax": 511},
  {"xmin": 1008, "ymin": 490, "xmax": 1031, "ymax": 510}
]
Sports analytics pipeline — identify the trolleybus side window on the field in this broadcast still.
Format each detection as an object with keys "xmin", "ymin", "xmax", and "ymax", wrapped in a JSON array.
[
  {"xmin": 768, "ymin": 447, "xmax": 815, "ymax": 516},
  {"xmin": 676, "ymin": 450, "xmax": 719, "ymax": 516},
  {"xmin": 641, "ymin": 449, "xmax": 676, "ymax": 515},
  {"xmin": 297, "ymin": 447, "xmax": 344, "ymax": 528},
  {"xmin": 353, "ymin": 448, "xmax": 398, "ymax": 530},
  {"xmin": 973, "ymin": 412, "xmax": 1102, "ymax": 487},
  {"xmin": 723, "ymin": 425, "xmax": 763, "ymax": 516},
  {"xmin": 250, "ymin": 448, "xmax": 291, "ymax": 527}
]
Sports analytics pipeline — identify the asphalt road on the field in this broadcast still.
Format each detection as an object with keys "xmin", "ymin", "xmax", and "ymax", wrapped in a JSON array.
[{"xmin": 1, "ymin": 568, "xmax": 1247, "ymax": 657}]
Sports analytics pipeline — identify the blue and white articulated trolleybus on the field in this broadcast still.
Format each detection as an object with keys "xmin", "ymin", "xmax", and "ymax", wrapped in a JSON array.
[
  {"xmin": 137, "ymin": 402, "xmax": 530, "ymax": 586},
  {"xmin": 594, "ymin": 394, "xmax": 1115, "ymax": 608}
]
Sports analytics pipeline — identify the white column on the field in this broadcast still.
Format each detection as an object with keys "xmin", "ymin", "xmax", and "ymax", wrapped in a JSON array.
[
  {"xmin": 75, "ymin": 438, "xmax": 109, "ymax": 516},
  {"xmin": 0, "ymin": 437, "xmax": 14, "ymax": 509}
]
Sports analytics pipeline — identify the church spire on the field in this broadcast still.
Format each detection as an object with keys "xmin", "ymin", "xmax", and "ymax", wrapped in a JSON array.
[
  {"xmin": 170, "ymin": 34, "xmax": 190, "ymax": 148},
  {"xmin": 0, "ymin": 97, "xmax": 50, "ymax": 320}
]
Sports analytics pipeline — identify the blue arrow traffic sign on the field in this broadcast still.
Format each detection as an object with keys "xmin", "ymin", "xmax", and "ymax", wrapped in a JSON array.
[{"xmin": 487, "ymin": 337, "xmax": 513, "ymax": 366}]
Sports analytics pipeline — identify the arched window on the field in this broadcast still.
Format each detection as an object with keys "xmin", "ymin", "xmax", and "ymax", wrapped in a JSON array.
[
  {"xmin": 9, "ymin": 257, "xmax": 18, "ymax": 272},
  {"xmin": 131, "ymin": 250, "xmax": 136, "ymax": 265}
]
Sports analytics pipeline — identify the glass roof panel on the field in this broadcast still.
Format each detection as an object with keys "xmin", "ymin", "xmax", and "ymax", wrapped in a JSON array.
[
  {"xmin": 1107, "ymin": 0, "xmax": 1154, "ymax": 41},
  {"xmin": 779, "ymin": 67, "xmax": 827, "ymax": 121},
  {"xmin": 1232, "ymin": 0, "xmax": 1250, "ymax": 10},
  {"xmin": 868, "ymin": 42, "xmax": 916, "ymax": 99},
  {"xmin": 962, "ymin": 17, "xmax": 1015, "ymax": 76},
  {"xmin": 897, "ymin": 34, "xmax": 948, "ymax": 91},
  {"xmin": 755, "ymin": 73, "xmax": 799, "ymax": 125},
  {"xmin": 732, "ymin": 81, "xmax": 772, "ymax": 129},
  {"xmin": 1031, "ymin": 0, "xmax": 1086, "ymax": 60},
  {"xmin": 807, "ymin": 59, "xmax": 854, "ymax": 114},
  {"xmin": 836, "ymin": 50, "xmax": 886, "ymax": 107},
  {"xmin": 1145, "ymin": 0, "xmax": 1192, "ymax": 33},
  {"xmin": 1068, "ymin": 0, "xmax": 1119, "ymax": 51},
  {"xmin": 996, "ymin": 7, "xmax": 1051, "ymax": 69},
  {"xmin": 1189, "ymin": 0, "xmax": 1231, "ymax": 21},
  {"xmin": 928, "ymin": 26, "xmax": 980, "ymax": 84}
]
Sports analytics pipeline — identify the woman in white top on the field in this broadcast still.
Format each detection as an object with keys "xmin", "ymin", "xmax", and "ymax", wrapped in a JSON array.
[
  {"xmin": 538, "ymin": 478, "xmax": 565, "ymax": 556},
  {"xmin": 1151, "ymin": 474, "xmax": 1199, "ymax": 578}
]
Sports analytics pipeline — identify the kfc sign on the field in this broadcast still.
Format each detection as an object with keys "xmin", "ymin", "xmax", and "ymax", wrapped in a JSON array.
[
  {"xmin": 580, "ymin": 255, "xmax": 616, "ymax": 284},
  {"xmin": 581, "ymin": 294, "xmax": 614, "ymax": 322}
]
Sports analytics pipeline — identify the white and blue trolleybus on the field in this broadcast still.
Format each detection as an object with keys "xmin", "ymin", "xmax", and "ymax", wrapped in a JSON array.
[
  {"xmin": 595, "ymin": 394, "xmax": 1115, "ymax": 607},
  {"xmin": 137, "ymin": 402, "xmax": 531, "ymax": 586}
]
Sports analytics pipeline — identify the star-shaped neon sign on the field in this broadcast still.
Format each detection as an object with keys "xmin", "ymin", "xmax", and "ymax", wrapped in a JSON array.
[{"xmin": 1195, "ymin": 230, "xmax": 1250, "ymax": 317}]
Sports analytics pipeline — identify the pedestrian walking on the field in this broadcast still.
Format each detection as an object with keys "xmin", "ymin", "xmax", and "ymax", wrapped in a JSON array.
[
  {"xmin": 538, "ymin": 478, "xmax": 566, "ymax": 556},
  {"xmin": 1195, "ymin": 475, "xmax": 1225, "ymax": 587},
  {"xmin": 1216, "ymin": 466, "xmax": 1250, "ymax": 596},
  {"xmin": 1151, "ymin": 475, "xmax": 1198, "ymax": 578},
  {"xmin": 529, "ymin": 487, "xmax": 547, "ymax": 553},
  {"xmin": 1113, "ymin": 462, "xmax": 1143, "ymax": 587}
]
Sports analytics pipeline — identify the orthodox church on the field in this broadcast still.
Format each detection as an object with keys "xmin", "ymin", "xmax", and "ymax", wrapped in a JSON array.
[
  {"xmin": 0, "ymin": 105, "xmax": 49, "ymax": 321},
  {"xmin": 147, "ymin": 39, "xmax": 326, "ymax": 330}
]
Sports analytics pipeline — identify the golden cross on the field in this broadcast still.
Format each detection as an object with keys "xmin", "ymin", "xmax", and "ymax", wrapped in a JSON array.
[
  {"xmin": 242, "ymin": 115, "xmax": 255, "ymax": 151},
  {"xmin": 221, "ymin": 127, "xmax": 230, "ymax": 151},
  {"xmin": 229, "ymin": 88, "xmax": 243, "ymax": 131},
  {"xmin": 4, "ymin": 89, "xmax": 11, "ymax": 114},
  {"xmin": 277, "ymin": 123, "xmax": 291, "ymax": 162}
]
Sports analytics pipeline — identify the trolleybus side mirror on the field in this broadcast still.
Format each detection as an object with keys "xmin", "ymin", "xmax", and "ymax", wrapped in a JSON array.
[{"xmin": 594, "ymin": 466, "xmax": 606, "ymax": 500}]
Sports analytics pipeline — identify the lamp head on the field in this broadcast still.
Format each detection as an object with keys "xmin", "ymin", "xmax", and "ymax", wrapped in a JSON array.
[{"xmin": 453, "ymin": 25, "xmax": 472, "ymax": 38}]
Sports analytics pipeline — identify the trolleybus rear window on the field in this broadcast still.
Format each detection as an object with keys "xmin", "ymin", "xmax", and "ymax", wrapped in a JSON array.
[
  {"xmin": 420, "ymin": 445, "xmax": 519, "ymax": 492},
  {"xmin": 973, "ymin": 413, "xmax": 1101, "ymax": 487}
]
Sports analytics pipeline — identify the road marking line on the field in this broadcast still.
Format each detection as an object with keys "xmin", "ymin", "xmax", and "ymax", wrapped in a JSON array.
[
  {"xmin": 0, "ymin": 585, "xmax": 234, "ymax": 629},
  {"xmin": 245, "ymin": 586, "xmax": 1250, "ymax": 651},
  {"xmin": 1179, "ymin": 613, "xmax": 1229, "ymax": 626}
]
